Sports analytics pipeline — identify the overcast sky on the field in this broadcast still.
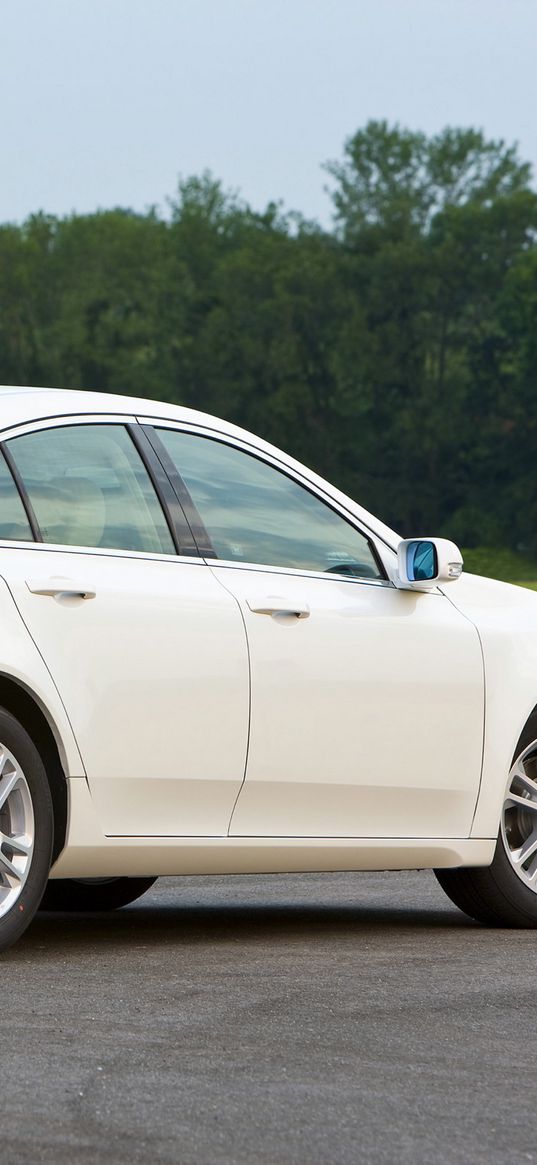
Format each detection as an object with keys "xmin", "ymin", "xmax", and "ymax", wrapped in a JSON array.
[{"xmin": 2, "ymin": 0, "xmax": 536, "ymax": 226}]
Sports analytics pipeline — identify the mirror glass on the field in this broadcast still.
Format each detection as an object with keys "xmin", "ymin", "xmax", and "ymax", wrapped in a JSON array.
[{"xmin": 407, "ymin": 540, "xmax": 438, "ymax": 582}]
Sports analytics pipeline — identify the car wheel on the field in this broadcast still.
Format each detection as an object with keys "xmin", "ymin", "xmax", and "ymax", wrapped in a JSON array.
[
  {"xmin": 435, "ymin": 731, "xmax": 537, "ymax": 927},
  {"xmin": 39, "ymin": 876, "xmax": 158, "ymax": 911},
  {"xmin": 0, "ymin": 709, "xmax": 54, "ymax": 952}
]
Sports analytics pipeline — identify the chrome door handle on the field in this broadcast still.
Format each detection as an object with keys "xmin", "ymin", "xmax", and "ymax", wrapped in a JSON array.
[
  {"xmin": 26, "ymin": 578, "xmax": 96, "ymax": 599},
  {"xmin": 246, "ymin": 596, "xmax": 310, "ymax": 618}
]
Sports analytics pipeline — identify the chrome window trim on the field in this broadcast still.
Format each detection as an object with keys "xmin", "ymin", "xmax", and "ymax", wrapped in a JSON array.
[
  {"xmin": 0, "ymin": 413, "xmax": 138, "ymax": 440},
  {"xmin": 208, "ymin": 558, "xmax": 393, "ymax": 589},
  {"xmin": 0, "ymin": 540, "xmax": 206, "ymax": 567}
]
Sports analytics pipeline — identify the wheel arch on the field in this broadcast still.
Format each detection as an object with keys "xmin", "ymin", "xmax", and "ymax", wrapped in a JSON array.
[
  {"xmin": 0, "ymin": 673, "xmax": 68, "ymax": 862},
  {"xmin": 512, "ymin": 703, "xmax": 537, "ymax": 761},
  {"xmin": 472, "ymin": 693, "xmax": 537, "ymax": 839}
]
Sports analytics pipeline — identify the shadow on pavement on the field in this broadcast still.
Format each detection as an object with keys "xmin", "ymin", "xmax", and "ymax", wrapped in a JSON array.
[{"xmin": 16, "ymin": 897, "xmax": 476, "ymax": 953}]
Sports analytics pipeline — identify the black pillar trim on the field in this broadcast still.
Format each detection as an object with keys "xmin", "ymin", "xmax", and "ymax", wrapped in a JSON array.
[
  {"xmin": 126, "ymin": 424, "xmax": 200, "ymax": 557},
  {"xmin": 138, "ymin": 425, "xmax": 217, "ymax": 559},
  {"xmin": 0, "ymin": 442, "xmax": 42, "ymax": 542}
]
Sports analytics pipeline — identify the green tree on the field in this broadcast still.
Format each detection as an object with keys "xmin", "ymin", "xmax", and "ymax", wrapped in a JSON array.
[
  {"xmin": 1, "ymin": 124, "xmax": 537, "ymax": 553},
  {"xmin": 324, "ymin": 122, "xmax": 537, "ymax": 536}
]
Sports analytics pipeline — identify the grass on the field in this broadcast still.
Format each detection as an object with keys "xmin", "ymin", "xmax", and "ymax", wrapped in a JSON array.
[{"xmin": 461, "ymin": 547, "xmax": 537, "ymax": 590}]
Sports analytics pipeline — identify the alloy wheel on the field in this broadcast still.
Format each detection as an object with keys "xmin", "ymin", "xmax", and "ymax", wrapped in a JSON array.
[
  {"xmin": 502, "ymin": 741, "xmax": 537, "ymax": 891},
  {"xmin": 0, "ymin": 743, "xmax": 35, "ymax": 917}
]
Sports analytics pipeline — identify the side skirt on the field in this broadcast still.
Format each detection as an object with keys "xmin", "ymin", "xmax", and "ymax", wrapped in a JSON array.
[{"xmin": 51, "ymin": 779, "xmax": 496, "ymax": 878}]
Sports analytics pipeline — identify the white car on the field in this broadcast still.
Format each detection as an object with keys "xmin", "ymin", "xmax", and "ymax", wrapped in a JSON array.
[{"xmin": 0, "ymin": 385, "xmax": 535, "ymax": 949}]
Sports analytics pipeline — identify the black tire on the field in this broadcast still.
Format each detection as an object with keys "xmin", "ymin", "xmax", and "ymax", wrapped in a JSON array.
[
  {"xmin": 435, "ymin": 714, "xmax": 537, "ymax": 927},
  {"xmin": 0, "ymin": 708, "xmax": 54, "ymax": 952},
  {"xmin": 40, "ymin": 876, "xmax": 157, "ymax": 912}
]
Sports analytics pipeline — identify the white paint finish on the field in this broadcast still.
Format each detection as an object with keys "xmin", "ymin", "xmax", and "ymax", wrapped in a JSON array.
[
  {"xmin": 51, "ymin": 778, "xmax": 495, "ymax": 878},
  {"xmin": 0, "ymin": 566, "xmax": 85, "ymax": 777},
  {"xmin": 442, "ymin": 573, "xmax": 537, "ymax": 838},
  {"xmin": 211, "ymin": 565, "xmax": 485, "ymax": 839},
  {"xmin": 1, "ymin": 388, "xmax": 537, "ymax": 873},
  {"xmin": 2, "ymin": 545, "xmax": 249, "ymax": 835}
]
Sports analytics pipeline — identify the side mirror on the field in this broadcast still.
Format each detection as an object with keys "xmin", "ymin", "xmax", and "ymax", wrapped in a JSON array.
[{"xmin": 396, "ymin": 538, "xmax": 463, "ymax": 590}]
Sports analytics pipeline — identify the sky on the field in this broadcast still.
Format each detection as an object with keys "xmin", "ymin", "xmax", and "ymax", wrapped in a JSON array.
[{"xmin": 2, "ymin": 0, "xmax": 537, "ymax": 227}]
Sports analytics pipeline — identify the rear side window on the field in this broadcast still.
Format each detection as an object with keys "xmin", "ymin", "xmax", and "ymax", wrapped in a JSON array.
[
  {"xmin": 6, "ymin": 424, "xmax": 175, "ymax": 555},
  {"xmin": 0, "ymin": 454, "xmax": 33, "ymax": 542},
  {"xmin": 155, "ymin": 428, "xmax": 384, "ymax": 580}
]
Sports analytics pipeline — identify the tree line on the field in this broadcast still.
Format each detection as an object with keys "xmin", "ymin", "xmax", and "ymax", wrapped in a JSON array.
[{"xmin": 1, "ymin": 121, "xmax": 537, "ymax": 552}]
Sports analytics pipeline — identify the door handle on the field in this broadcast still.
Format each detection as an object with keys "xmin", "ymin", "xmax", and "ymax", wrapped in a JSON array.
[
  {"xmin": 26, "ymin": 578, "xmax": 96, "ymax": 600},
  {"xmin": 246, "ymin": 596, "xmax": 310, "ymax": 618}
]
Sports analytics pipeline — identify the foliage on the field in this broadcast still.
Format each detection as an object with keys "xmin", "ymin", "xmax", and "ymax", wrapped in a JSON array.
[
  {"xmin": 2, "ymin": 123, "xmax": 537, "ymax": 554},
  {"xmin": 461, "ymin": 546, "xmax": 537, "ymax": 583}
]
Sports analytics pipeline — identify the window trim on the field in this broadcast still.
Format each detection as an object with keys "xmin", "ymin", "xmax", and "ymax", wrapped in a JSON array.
[
  {"xmin": 145, "ymin": 422, "xmax": 389, "ymax": 585},
  {"xmin": 0, "ymin": 410, "xmax": 391, "ymax": 583},
  {"xmin": 2, "ymin": 418, "xmax": 185, "ymax": 559}
]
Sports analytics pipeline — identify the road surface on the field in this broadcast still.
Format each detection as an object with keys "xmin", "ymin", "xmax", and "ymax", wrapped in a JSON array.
[{"xmin": 4, "ymin": 871, "xmax": 535, "ymax": 1164}]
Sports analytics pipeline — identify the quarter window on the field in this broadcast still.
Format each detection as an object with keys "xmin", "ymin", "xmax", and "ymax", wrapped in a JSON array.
[
  {"xmin": 6, "ymin": 424, "xmax": 175, "ymax": 555},
  {"xmin": 155, "ymin": 429, "xmax": 384, "ymax": 579}
]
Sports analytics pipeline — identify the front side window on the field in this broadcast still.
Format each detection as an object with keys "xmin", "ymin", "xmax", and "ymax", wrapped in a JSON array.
[
  {"xmin": 0, "ymin": 453, "xmax": 33, "ymax": 542},
  {"xmin": 6, "ymin": 424, "xmax": 175, "ymax": 555},
  {"xmin": 156, "ymin": 428, "xmax": 384, "ymax": 579}
]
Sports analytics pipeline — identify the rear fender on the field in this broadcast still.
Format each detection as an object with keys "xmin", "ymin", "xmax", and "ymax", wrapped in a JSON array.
[{"xmin": 0, "ymin": 574, "xmax": 85, "ymax": 778}]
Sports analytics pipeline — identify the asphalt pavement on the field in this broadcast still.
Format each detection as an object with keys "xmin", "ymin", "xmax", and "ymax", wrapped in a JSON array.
[{"xmin": 4, "ymin": 870, "xmax": 536, "ymax": 1165}]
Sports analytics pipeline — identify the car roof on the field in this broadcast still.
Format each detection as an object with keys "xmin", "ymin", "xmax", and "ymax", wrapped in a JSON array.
[
  {"xmin": 0, "ymin": 385, "xmax": 401, "ymax": 549},
  {"xmin": 0, "ymin": 384, "xmax": 228, "ymax": 433}
]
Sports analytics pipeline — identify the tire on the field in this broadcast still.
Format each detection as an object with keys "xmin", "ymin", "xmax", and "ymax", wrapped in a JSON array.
[
  {"xmin": 0, "ymin": 708, "xmax": 54, "ymax": 952},
  {"xmin": 40, "ymin": 876, "xmax": 157, "ymax": 912},
  {"xmin": 435, "ymin": 717, "xmax": 537, "ymax": 927}
]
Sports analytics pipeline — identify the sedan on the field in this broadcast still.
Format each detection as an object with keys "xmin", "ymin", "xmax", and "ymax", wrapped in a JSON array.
[{"xmin": 0, "ymin": 385, "xmax": 535, "ymax": 950}]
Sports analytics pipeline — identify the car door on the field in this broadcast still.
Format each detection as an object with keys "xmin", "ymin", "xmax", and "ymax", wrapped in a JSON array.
[
  {"xmin": 147, "ymin": 422, "xmax": 485, "ymax": 840},
  {"xmin": 0, "ymin": 417, "xmax": 249, "ymax": 837}
]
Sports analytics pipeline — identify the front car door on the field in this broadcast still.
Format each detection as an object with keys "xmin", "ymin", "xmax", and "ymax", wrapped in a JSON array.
[
  {"xmin": 0, "ymin": 416, "xmax": 249, "ymax": 837},
  {"xmin": 148, "ymin": 422, "xmax": 485, "ymax": 840}
]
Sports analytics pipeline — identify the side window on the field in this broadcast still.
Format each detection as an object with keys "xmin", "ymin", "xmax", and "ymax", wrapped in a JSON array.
[
  {"xmin": 155, "ymin": 428, "xmax": 384, "ymax": 580},
  {"xmin": 6, "ymin": 424, "xmax": 175, "ymax": 555},
  {"xmin": 0, "ymin": 454, "xmax": 33, "ymax": 542}
]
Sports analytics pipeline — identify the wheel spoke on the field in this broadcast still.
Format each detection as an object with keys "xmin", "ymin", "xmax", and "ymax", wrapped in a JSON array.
[
  {"xmin": 0, "ymin": 768, "xmax": 22, "ymax": 812},
  {"xmin": 0, "ymin": 849, "xmax": 22, "ymax": 885},
  {"xmin": 2, "ymin": 833, "xmax": 31, "ymax": 858},
  {"xmin": 512, "ymin": 830, "xmax": 537, "ymax": 869},
  {"xmin": 526, "ymin": 860, "xmax": 537, "ymax": 884},
  {"xmin": 506, "ymin": 790, "xmax": 537, "ymax": 812},
  {"xmin": 520, "ymin": 851, "xmax": 537, "ymax": 884},
  {"xmin": 512, "ymin": 764, "xmax": 537, "ymax": 800}
]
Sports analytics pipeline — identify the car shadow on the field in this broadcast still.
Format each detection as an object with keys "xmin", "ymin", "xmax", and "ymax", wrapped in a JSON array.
[{"xmin": 15, "ymin": 897, "xmax": 477, "ymax": 955}]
